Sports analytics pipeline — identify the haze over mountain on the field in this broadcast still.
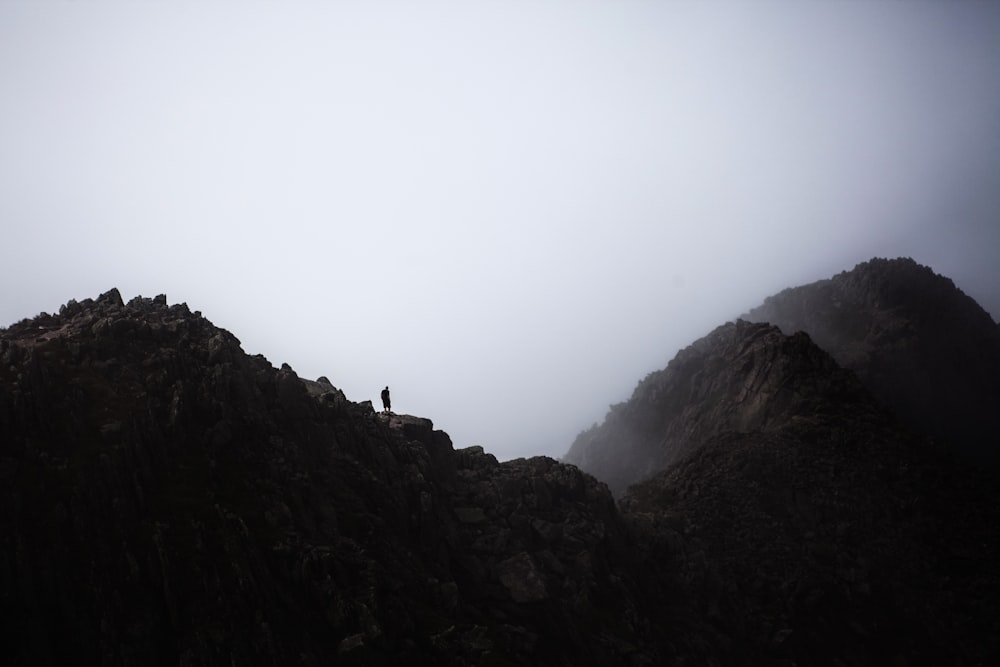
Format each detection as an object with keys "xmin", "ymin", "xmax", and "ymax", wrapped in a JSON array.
[
  {"xmin": 744, "ymin": 257, "xmax": 1000, "ymax": 468},
  {"xmin": 566, "ymin": 258, "xmax": 1000, "ymax": 494},
  {"xmin": 3, "ymin": 257, "xmax": 997, "ymax": 664},
  {"xmin": 3, "ymin": 1, "xmax": 1000, "ymax": 462}
]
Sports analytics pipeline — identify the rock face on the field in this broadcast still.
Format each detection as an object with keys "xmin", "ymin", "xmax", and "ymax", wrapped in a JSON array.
[
  {"xmin": 622, "ymin": 416, "xmax": 1000, "ymax": 666},
  {"xmin": 563, "ymin": 320, "xmax": 879, "ymax": 497},
  {"xmin": 565, "ymin": 257, "xmax": 1000, "ymax": 494},
  {"xmin": 0, "ymin": 290, "xmax": 661, "ymax": 665},
  {"xmin": 561, "ymin": 306, "xmax": 999, "ymax": 664},
  {"xmin": 743, "ymin": 257, "xmax": 1000, "ymax": 467},
  {"xmin": 3, "ymin": 275, "xmax": 999, "ymax": 665}
]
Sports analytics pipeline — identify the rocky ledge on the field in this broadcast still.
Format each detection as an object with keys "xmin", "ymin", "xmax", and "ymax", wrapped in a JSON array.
[
  {"xmin": 2, "ymin": 287, "xmax": 998, "ymax": 665},
  {"xmin": 0, "ymin": 289, "xmax": 663, "ymax": 665}
]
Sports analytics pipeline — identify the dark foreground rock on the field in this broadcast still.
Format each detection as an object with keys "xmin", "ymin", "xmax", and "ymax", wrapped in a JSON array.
[
  {"xmin": 0, "ymin": 290, "xmax": 661, "ymax": 665},
  {"xmin": 622, "ymin": 403, "xmax": 1000, "ymax": 666}
]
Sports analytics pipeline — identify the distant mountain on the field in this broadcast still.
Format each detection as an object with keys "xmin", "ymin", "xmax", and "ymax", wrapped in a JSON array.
[
  {"xmin": 563, "ymin": 320, "xmax": 883, "ymax": 497},
  {"xmin": 565, "ymin": 257, "xmax": 1000, "ymax": 494},
  {"xmin": 562, "ymin": 308, "xmax": 999, "ymax": 664},
  {"xmin": 743, "ymin": 257, "xmax": 1000, "ymax": 467},
  {"xmin": 3, "ymin": 276, "xmax": 998, "ymax": 665}
]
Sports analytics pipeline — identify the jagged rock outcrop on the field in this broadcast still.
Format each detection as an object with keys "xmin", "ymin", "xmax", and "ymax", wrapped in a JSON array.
[
  {"xmin": 743, "ymin": 257, "xmax": 1000, "ymax": 467},
  {"xmin": 562, "ymin": 310, "xmax": 1000, "ymax": 664},
  {"xmin": 0, "ymin": 289, "xmax": 664, "ymax": 665},
  {"xmin": 563, "ymin": 320, "xmax": 880, "ymax": 496},
  {"xmin": 621, "ymin": 399, "xmax": 1000, "ymax": 666},
  {"xmin": 4, "ymin": 278, "xmax": 999, "ymax": 665}
]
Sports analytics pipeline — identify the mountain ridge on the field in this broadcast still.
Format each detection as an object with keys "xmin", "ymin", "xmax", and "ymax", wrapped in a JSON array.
[
  {"xmin": 743, "ymin": 256, "xmax": 1000, "ymax": 467},
  {"xmin": 566, "ymin": 257, "xmax": 1000, "ymax": 495},
  {"xmin": 3, "ymin": 259, "xmax": 999, "ymax": 664},
  {"xmin": 563, "ymin": 319, "xmax": 891, "ymax": 497},
  {"xmin": 0, "ymin": 288, "xmax": 664, "ymax": 665}
]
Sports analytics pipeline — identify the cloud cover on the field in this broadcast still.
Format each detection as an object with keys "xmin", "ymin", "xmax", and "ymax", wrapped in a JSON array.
[{"xmin": 3, "ymin": 1, "xmax": 999, "ymax": 460}]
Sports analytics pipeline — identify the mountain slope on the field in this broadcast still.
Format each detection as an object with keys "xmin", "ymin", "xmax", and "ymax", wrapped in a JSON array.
[
  {"xmin": 743, "ymin": 257, "xmax": 1000, "ymax": 467},
  {"xmin": 623, "ymin": 417, "xmax": 1000, "ymax": 665},
  {"xmin": 3, "ymin": 280, "xmax": 998, "ymax": 665},
  {"xmin": 0, "ymin": 289, "xmax": 663, "ymax": 665},
  {"xmin": 563, "ymin": 307, "xmax": 1000, "ymax": 664},
  {"xmin": 566, "ymin": 258, "xmax": 1000, "ymax": 496},
  {"xmin": 563, "ymin": 320, "xmax": 882, "ymax": 496}
]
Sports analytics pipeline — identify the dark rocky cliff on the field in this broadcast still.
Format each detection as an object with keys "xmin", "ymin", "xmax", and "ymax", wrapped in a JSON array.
[
  {"xmin": 565, "ymin": 257, "xmax": 1000, "ymax": 494},
  {"xmin": 563, "ymin": 320, "xmax": 881, "ymax": 497},
  {"xmin": 0, "ymin": 289, "xmax": 661, "ymax": 665},
  {"xmin": 561, "ymin": 316, "xmax": 999, "ymax": 664},
  {"xmin": 743, "ymin": 257, "xmax": 1000, "ymax": 467},
  {"xmin": 621, "ymin": 380, "xmax": 1000, "ymax": 666},
  {"xmin": 3, "ymin": 279, "xmax": 999, "ymax": 665}
]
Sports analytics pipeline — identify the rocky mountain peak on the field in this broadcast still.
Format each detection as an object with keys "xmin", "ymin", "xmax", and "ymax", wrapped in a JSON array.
[
  {"xmin": 558, "ymin": 260, "xmax": 1000, "ymax": 665},
  {"xmin": 744, "ymin": 256, "xmax": 1000, "ymax": 466},
  {"xmin": 0, "ymin": 289, "xmax": 664, "ymax": 665},
  {"xmin": 563, "ymin": 319, "xmax": 882, "ymax": 496},
  {"xmin": 2, "ymin": 276, "xmax": 998, "ymax": 665}
]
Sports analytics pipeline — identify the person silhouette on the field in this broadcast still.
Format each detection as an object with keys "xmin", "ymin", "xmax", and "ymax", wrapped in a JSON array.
[{"xmin": 381, "ymin": 386, "xmax": 391, "ymax": 414}]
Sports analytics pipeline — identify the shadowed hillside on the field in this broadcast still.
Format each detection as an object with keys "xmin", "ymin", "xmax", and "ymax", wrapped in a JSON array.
[
  {"xmin": 563, "ymin": 320, "xmax": 883, "ymax": 497},
  {"xmin": 563, "ymin": 311, "xmax": 1000, "ymax": 664},
  {"xmin": 3, "ymin": 276, "xmax": 999, "ymax": 665},
  {"xmin": 621, "ymin": 383, "xmax": 1000, "ymax": 666},
  {"xmin": 566, "ymin": 258, "xmax": 1000, "ymax": 495},
  {"xmin": 744, "ymin": 257, "xmax": 1000, "ymax": 467},
  {"xmin": 0, "ymin": 289, "xmax": 664, "ymax": 665},
  {"xmin": 558, "ymin": 259, "xmax": 1000, "ymax": 663}
]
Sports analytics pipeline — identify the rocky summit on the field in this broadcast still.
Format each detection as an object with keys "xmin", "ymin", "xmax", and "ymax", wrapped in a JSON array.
[
  {"xmin": 560, "ymin": 257, "xmax": 999, "ymax": 664},
  {"xmin": 743, "ymin": 257, "xmax": 1000, "ymax": 467},
  {"xmin": 564, "ymin": 320, "xmax": 883, "ymax": 498},
  {"xmin": 2, "ymin": 260, "xmax": 1000, "ymax": 666},
  {"xmin": 0, "ymin": 289, "xmax": 661, "ymax": 665}
]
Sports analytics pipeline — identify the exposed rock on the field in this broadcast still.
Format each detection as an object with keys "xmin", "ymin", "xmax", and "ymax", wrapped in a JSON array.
[
  {"xmin": 497, "ymin": 552, "xmax": 548, "ymax": 602},
  {"xmin": 621, "ymin": 407, "xmax": 1000, "ymax": 665},
  {"xmin": 564, "ymin": 319, "xmax": 880, "ymax": 496},
  {"xmin": 3, "ymin": 271, "xmax": 998, "ymax": 665},
  {"xmin": 0, "ymin": 289, "xmax": 662, "ymax": 665},
  {"xmin": 743, "ymin": 257, "xmax": 1000, "ymax": 467},
  {"xmin": 560, "ymin": 279, "xmax": 1000, "ymax": 663}
]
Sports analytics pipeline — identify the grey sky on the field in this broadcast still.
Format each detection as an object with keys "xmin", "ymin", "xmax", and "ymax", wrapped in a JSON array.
[{"xmin": 3, "ymin": 1, "xmax": 999, "ymax": 460}]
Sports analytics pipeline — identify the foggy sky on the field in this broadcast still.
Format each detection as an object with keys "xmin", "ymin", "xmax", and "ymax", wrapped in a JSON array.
[{"xmin": 3, "ymin": 1, "xmax": 1000, "ymax": 461}]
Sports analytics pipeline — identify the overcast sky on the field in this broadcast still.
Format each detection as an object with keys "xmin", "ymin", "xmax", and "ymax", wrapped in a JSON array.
[{"xmin": 3, "ymin": 1, "xmax": 999, "ymax": 460}]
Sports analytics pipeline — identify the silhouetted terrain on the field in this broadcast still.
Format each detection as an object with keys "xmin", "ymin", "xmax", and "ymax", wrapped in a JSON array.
[
  {"xmin": 565, "ymin": 258, "xmax": 1000, "ymax": 491},
  {"xmin": 1, "ymin": 289, "xmax": 665, "ymax": 665},
  {"xmin": 3, "ymin": 258, "xmax": 999, "ymax": 665},
  {"xmin": 562, "ymin": 258, "xmax": 1000, "ymax": 663},
  {"xmin": 564, "ymin": 320, "xmax": 881, "ymax": 497},
  {"xmin": 619, "ymin": 333, "xmax": 1000, "ymax": 664},
  {"xmin": 744, "ymin": 257, "xmax": 1000, "ymax": 467}
]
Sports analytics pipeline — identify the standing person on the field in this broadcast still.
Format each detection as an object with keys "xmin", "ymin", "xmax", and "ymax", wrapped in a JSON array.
[{"xmin": 381, "ymin": 386, "xmax": 391, "ymax": 414}]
